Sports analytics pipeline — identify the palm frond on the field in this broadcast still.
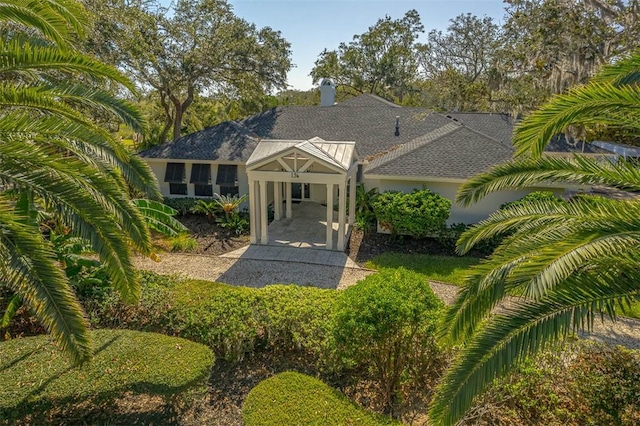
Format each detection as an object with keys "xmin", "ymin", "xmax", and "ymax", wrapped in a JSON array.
[
  {"xmin": 0, "ymin": 139, "xmax": 150, "ymax": 302},
  {"xmin": 456, "ymin": 155, "xmax": 640, "ymax": 207},
  {"xmin": 133, "ymin": 199, "xmax": 188, "ymax": 237},
  {"xmin": 430, "ymin": 269, "xmax": 640, "ymax": 426},
  {"xmin": 445, "ymin": 196, "xmax": 640, "ymax": 342},
  {"xmin": 0, "ymin": 37, "xmax": 137, "ymax": 93},
  {"xmin": 591, "ymin": 51, "xmax": 640, "ymax": 86},
  {"xmin": 0, "ymin": 0, "xmax": 86, "ymax": 46},
  {"xmin": 512, "ymin": 83, "xmax": 640, "ymax": 158},
  {"xmin": 0, "ymin": 201, "xmax": 91, "ymax": 365}
]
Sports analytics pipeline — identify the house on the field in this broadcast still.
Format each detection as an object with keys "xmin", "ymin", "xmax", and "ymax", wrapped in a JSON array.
[{"xmin": 139, "ymin": 79, "xmax": 574, "ymax": 250}]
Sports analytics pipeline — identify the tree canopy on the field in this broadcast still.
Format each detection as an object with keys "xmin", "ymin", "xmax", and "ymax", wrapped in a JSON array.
[
  {"xmin": 84, "ymin": 0, "xmax": 292, "ymax": 143},
  {"xmin": 310, "ymin": 9, "xmax": 424, "ymax": 102},
  {"xmin": 309, "ymin": 1, "xmax": 640, "ymax": 115}
]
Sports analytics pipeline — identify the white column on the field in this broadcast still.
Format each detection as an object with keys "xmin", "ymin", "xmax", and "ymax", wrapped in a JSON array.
[
  {"xmin": 274, "ymin": 181, "xmax": 282, "ymax": 220},
  {"xmin": 249, "ymin": 179, "xmax": 258, "ymax": 244},
  {"xmin": 348, "ymin": 175, "xmax": 356, "ymax": 226},
  {"xmin": 326, "ymin": 183, "xmax": 334, "ymax": 250},
  {"xmin": 337, "ymin": 181, "xmax": 346, "ymax": 251},
  {"xmin": 286, "ymin": 182, "xmax": 292, "ymax": 219},
  {"xmin": 259, "ymin": 180, "xmax": 268, "ymax": 244}
]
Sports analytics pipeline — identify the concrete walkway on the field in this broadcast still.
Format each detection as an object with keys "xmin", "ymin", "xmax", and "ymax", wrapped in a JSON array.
[{"xmin": 220, "ymin": 244, "xmax": 360, "ymax": 268}]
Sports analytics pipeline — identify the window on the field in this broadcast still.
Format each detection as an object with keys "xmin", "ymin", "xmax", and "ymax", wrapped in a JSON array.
[
  {"xmin": 190, "ymin": 164, "xmax": 212, "ymax": 197},
  {"xmin": 165, "ymin": 162, "xmax": 186, "ymax": 195},
  {"xmin": 216, "ymin": 164, "xmax": 237, "ymax": 186},
  {"xmin": 194, "ymin": 184, "xmax": 213, "ymax": 197},
  {"xmin": 219, "ymin": 185, "xmax": 239, "ymax": 197},
  {"xmin": 164, "ymin": 162, "xmax": 185, "ymax": 183},
  {"xmin": 169, "ymin": 183, "xmax": 187, "ymax": 195},
  {"xmin": 216, "ymin": 164, "xmax": 238, "ymax": 196}
]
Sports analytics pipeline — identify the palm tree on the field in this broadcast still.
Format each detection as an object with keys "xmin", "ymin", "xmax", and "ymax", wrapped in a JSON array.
[
  {"xmin": 429, "ymin": 52, "xmax": 640, "ymax": 425},
  {"xmin": 0, "ymin": 0, "xmax": 160, "ymax": 364}
]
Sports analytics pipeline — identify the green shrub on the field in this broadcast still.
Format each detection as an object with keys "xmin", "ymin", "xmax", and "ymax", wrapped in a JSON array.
[
  {"xmin": 332, "ymin": 268, "xmax": 444, "ymax": 414},
  {"xmin": 476, "ymin": 352, "xmax": 581, "ymax": 425},
  {"xmin": 190, "ymin": 198, "xmax": 222, "ymax": 220},
  {"xmin": 571, "ymin": 344, "xmax": 640, "ymax": 425},
  {"xmin": 243, "ymin": 372, "xmax": 399, "ymax": 426},
  {"xmin": 435, "ymin": 222, "xmax": 469, "ymax": 253},
  {"xmin": 162, "ymin": 197, "xmax": 203, "ymax": 216},
  {"xmin": 473, "ymin": 342, "xmax": 640, "ymax": 426},
  {"xmin": 169, "ymin": 233, "xmax": 198, "ymax": 252},
  {"xmin": 0, "ymin": 329, "xmax": 213, "ymax": 424},
  {"xmin": 168, "ymin": 279, "xmax": 262, "ymax": 361},
  {"xmin": 353, "ymin": 184, "xmax": 379, "ymax": 231},
  {"xmin": 371, "ymin": 189, "xmax": 450, "ymax": 238},
  {"xmin": 81, "ymin": 271, "xmax": 175, "ymax": 331},
  {"xmin": 259, "ymin": 285, "xmax": 338, "ymax": 368},
  {"xmin": 218, "ymin": 213, "xmax": 250, "ymax": 235}
]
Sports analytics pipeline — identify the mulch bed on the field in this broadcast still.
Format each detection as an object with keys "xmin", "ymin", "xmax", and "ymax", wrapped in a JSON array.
[
  {"xmin": 175, "ymin": 214, "xmax": 250, "ymax": 255},
  {"xmin": 347, "ymin": 228, "xmax": 456, "ymax": 265}
]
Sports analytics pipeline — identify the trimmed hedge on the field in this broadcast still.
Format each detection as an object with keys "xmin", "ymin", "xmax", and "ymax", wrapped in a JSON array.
[
  {"xmin": 242, "ymin": 372, "xmax": 400, "ymax": 426},
  {"xmin": 85, "ymin": 274, "xmax": 339, "ymax": 363},
  {"xmin": 0, "ymin": 329, "xmax": 213, "ymax": 424}
]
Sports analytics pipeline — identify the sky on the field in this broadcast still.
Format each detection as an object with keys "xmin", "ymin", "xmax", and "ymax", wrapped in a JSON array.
[{"xmin": 161, "ymin": 0, "xmax": 507, "ymax": 91}]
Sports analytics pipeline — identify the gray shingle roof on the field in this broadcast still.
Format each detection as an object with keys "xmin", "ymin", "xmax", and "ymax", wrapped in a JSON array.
[
  {"xmin": 446, "ymin": 112, "xmax": 514, "ymax": 146},
  {"xmin": 138, "ymin": 121, "xmax": 260, "ymax": 162},
  {"xmin": 366, "ymin": 126, "xmax": 515, "ymax": 179},
  {"xmin": 143, "ymin": 94, "xmax": 606, "ymax": 180},
  {"xmin": 240, "ymin": 94, "xmax": 454, "ymax": 159}
]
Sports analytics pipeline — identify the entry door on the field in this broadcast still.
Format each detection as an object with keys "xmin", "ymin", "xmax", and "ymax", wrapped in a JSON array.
[{"xmin": 291, "ymin": 183, "xmax": 310, "ymax": 199}]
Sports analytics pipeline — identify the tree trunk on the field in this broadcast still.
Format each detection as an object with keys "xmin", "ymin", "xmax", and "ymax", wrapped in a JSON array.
[
  {"xmin": 158, "ymin": 91, "xmax": 174, "ymax": 144},
  {"xmin": 171, "ymin": 84, "xmax": 195, "ymax": 141}
]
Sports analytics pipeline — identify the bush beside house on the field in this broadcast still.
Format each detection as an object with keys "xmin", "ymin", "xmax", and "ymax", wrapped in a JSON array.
[{"xmin": 372, "ymin": 189, "xmax": 451, "ymax": 238}]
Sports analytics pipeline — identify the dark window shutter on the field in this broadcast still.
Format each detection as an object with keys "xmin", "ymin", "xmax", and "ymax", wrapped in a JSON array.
[
  {"xmin": 190, "ymin": 164, "xmax": 211, "ymax": 184},
  {"xmin": 164, "ymin": 162, "xmax": 185, "ymax": 183},
  {"xmin": 216, "ymin": 165, "xmax": 238, "ymax": 185}
]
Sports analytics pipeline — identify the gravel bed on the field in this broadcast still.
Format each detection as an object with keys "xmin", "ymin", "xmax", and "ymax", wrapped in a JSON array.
[{"xmin": 133, "ymin": 253, "xmax": 373, "ymax": 289}]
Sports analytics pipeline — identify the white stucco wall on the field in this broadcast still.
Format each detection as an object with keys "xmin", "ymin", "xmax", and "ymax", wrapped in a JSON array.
[{"xmin": 364, "ymin": 177, "xmax": 565, "ymax": 225}]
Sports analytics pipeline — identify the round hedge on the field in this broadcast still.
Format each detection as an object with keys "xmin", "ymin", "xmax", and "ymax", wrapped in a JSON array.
[
  {"xmin": 372, "ymin": 189, "xmax": 450, "ymax": 238},
  {"xmin": 243, "ymin": 371, "xmax": 399, "ymax": 426},
  {"xmin": 0, "ymin": 329, "xmax": 213, "ymax": 423}
]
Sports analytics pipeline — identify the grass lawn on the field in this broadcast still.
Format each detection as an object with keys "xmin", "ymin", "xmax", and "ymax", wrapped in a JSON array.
[
  {"xmin": 0, "ymin": 329, "xmax": 213, "ymax": 424},
  {"xmin": 366, "ymin": 253, "xmax": 481, "ymax": 286}
]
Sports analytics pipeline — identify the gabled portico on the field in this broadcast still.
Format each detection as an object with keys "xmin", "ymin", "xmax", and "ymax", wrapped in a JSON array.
[{"xmin": 246, "ymin": 137, "xmax": 358, "ymax": 251}]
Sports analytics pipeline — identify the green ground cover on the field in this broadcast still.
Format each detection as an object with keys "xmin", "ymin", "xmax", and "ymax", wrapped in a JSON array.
[
  {"xmin": 366, "ymin": 253, "xmax": 481, "ymax": 286},
  {"xmin": 243, "ymin": 371, "xmax": 401, "ymax": 426},
  {"xmin": 0, "ymin": 329, "xmax": 213, "ymax": 424}
]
